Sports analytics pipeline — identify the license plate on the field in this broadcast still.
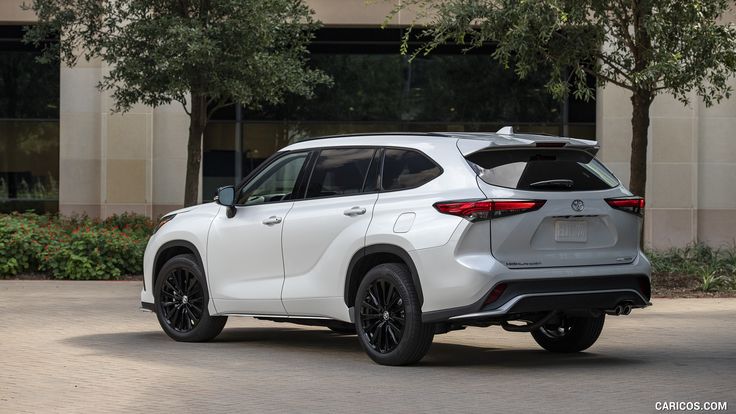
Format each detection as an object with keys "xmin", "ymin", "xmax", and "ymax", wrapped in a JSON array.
[{"xmin": 555, "ymin": 220, "xmax": 587, "ymax": 242}]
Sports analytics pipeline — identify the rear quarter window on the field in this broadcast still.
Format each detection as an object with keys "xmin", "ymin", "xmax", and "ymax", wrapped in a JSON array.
[
  {"xmin": 382, "ymin": 149, "xmax": 442, "ymax": 191},
  {"xmin": 466, "ymin": 148, "xmax": 619, "ymax": 191}
]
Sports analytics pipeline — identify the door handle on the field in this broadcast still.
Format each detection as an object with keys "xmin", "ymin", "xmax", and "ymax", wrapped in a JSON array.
[
  {"xmin": 262, "ymin": 216, "xmax": 283, "ymax": 225},
  {"xmin": 343, "ymin": 206, "xmax": 367, "ymax": 216}
]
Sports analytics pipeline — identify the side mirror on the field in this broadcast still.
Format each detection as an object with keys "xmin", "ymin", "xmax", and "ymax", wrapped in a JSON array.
[{"xmin": 215, "ymin": 185, "xmax": 236, "ymax": 218}]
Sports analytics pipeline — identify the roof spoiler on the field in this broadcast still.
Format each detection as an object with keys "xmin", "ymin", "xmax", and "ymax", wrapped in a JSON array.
[{"xmin": 456, "ymin": 126, "xmax": 600, "ymax": 156}]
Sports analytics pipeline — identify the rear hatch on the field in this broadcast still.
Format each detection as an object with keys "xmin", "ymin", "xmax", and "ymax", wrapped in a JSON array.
[{"xmin": 465, "ymin": 146, "xmax": 642, "ymax": 269}]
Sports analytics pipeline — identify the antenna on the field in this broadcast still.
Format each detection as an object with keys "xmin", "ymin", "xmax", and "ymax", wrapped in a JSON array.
[{"xmin": 496, "ymin": 126, "xmax": 514, "ymax": 135}]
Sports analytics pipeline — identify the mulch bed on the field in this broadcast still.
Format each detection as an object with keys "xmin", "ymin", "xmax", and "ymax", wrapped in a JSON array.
[{"xmin": 651, "ymin": 273, "xmax": 736, "ymax": 298}]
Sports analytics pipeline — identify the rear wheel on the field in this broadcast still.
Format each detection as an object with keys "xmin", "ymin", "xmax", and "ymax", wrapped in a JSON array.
[
  {"xmin": 355, "ymin": 263, "xmax": 434, "ymax": 365},
  {"xmin": 531, "ymin": 313, "xmax": 605, "ymax": 353},
  {"xmin": 154, "ymin": 254, "xmax": 227, "ymax": 342}
]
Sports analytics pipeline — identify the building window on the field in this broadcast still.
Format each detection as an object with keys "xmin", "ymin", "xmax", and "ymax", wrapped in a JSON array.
[
  {"xmin": 202, "ymin": 28, "xmax": 595, "ymax": 199},
  {"xmin": 0, "ymin": 25, "xmax": 59, "ymax": 213}
]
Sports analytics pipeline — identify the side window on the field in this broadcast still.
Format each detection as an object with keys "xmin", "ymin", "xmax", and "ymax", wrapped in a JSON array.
[
  {"xmin": 236, "ymin": 152, "xmax": 308, "ymax": 205},
  {"xmin": 305, "ymin": 148, "xmax": 376, "ymax": 199},
  {"xmin": 382, "ymin": 149, "xmax": 442, "ymax": 191}
]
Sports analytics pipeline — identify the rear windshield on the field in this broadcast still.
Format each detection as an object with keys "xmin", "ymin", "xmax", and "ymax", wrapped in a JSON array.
[{"xmin": 466, "ymin": 148, "xmax": 619, "ymax": 191}]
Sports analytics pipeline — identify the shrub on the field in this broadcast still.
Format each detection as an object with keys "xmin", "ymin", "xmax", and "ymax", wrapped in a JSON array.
[
  {"xmin": 0, "ymin": 212, "xmax": 153, "ymax": 279},
  {"xmin": 648, "ymin": 244, "xmax": 736, "ymax": 293}
]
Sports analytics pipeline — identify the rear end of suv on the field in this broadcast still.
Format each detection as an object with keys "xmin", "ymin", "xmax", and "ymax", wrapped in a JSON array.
[{"xmin": 354, "ymin": 131, "xmax": 650, "ymax": 363}]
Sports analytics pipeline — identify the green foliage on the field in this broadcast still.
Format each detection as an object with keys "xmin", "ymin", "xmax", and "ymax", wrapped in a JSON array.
[
  {"xmin": 697, "ymin": 268, "xmax": 726, "ymax": 292},
  {"xmin": 394, "ymin": 0, "xmax": 736, "ymax": 104},
  {"xmin": 0, "ymin": 213, "xmax": 153, "ymax": 279},
  {"xmin": 23, "ymin": 0, "xmax": 331, "ymax": 114},
  {"xmin": 648, "ymin": 244, "xmax": 736, "ymax": 292}
]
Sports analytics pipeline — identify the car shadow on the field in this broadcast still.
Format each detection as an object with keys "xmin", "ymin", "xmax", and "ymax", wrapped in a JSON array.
[{"xmin": 64, "ymin": 325, "xmax": 645, "ymax": 369}]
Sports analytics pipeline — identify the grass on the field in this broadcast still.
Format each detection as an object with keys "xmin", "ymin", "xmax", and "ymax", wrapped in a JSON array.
[{"xmin": 648, "ymin": 244, "xmax": 736, "ymax": 295}]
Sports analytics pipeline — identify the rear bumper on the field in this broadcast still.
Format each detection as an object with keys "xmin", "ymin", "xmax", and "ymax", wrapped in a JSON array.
[
  {"xmin": 422, "ymin": 274, "xmax": 651, "ymax": 322},
  {"xmin": 448, "ymin": 289, "xmax": 649, "ymax": 321}
]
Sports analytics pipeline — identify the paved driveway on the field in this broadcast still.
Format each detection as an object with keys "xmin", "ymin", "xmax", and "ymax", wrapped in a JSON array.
[{"xmin": 1, "ymin": 281, "xmax": 734, "ymax": 413}]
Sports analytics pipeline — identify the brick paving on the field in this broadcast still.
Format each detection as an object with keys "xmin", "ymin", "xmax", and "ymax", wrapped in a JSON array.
[{"xmin": 1, "ymin": 280, "xmax": 734, "ymax": 413}]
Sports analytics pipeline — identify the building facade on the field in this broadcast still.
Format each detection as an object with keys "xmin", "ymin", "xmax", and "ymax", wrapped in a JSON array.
[{"xmin": 1, "ymin": 0, "xmax": 735, "ymax": 249}]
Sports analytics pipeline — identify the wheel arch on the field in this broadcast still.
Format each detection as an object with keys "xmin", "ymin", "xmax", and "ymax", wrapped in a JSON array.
[
  {"xmin": 344, "ymin": 244, "xmax": 423, "ymax": 309},
  {"xmin": 153, "ymin": 240, "xmax": 206, "ymax": 290}
]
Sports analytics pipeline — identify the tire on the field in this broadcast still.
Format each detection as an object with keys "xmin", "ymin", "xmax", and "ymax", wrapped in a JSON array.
[
  {"xmin": 327, "ymin": 323, "xmax": 356, "ymax": 335},
  {"xmin": 154, "ymin": 254, "xmax": 227, "ymax": 342},
  {"xmin": 531, "ymin": 313, "xmax": 605, "ymax": 353},
  {"xmin": 355, "ymin": 263, "xmax": 434, "ymax": 365}
]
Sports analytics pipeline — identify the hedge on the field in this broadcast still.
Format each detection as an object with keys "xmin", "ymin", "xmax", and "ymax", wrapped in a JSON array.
[{"xmin": 0, "ymin": 212, "xmax": 153, "ymax": 279}]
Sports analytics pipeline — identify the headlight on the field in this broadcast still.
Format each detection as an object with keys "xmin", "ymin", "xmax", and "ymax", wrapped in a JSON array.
[{"xmin": 153, "ymin": 214, "xmax": 176, "ymax": 234}]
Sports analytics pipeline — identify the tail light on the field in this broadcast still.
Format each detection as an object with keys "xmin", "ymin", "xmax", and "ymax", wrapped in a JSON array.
[
  {"xmin": 433, "ymin": 199, "xmax": 546, "ymax": 221},
  {"xmin": 483, "ymin": 283, "xmax": 507, "ymax": 306},
  {"xmin": 605, "ymin": 197, "xmax": 645, "ymax": 216}
]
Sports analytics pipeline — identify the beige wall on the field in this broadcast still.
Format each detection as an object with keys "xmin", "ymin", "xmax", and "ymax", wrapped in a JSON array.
[
  {"xmin": 597, "ymin": 83, "xmax": 736, "ymax": 250},
  {"xmin": 0, "ymin": 0, "xmax": 35, "ymax": 23},
  {"xmin": 59, "ymin": 60, "xmax": 186, "ymax": 218},
  {"xmin": 4, "ymin": 0, "xmax": 736, "ymax": 247}
]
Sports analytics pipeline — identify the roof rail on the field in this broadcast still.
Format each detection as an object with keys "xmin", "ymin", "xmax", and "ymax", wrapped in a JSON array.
[{"xmin": 295, "ymin": 131, "xmax": 450, "ymax": 142}]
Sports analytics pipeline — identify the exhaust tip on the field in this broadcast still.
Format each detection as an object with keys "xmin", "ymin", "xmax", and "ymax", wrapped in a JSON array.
[{"xmin": 622, "ymin": 304, "xmax": 632, "ymax": 315}]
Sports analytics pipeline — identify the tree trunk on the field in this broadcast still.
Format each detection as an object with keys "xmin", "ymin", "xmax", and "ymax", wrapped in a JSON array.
[
  {"xmin": 184, "ymin": 93, "xmax": 207, "ymax": 207},
  {"xmin": 629, "ymin": 89, "xmax": 653, "ymax": 249},
  {"xmin": 628, "ymin": 89, "xmax": 653, "ymax": 198}
]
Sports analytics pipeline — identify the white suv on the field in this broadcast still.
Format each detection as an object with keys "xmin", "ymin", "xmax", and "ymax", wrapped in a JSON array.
[{"xmin": 141, "ymin": 129, "xmax": 651, "ymax": 366}]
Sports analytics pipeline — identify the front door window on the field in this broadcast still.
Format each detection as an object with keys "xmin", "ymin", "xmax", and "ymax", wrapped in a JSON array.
[{"xmin": 236, "ymin": 152, "xmax": 308, "ymax": 206}]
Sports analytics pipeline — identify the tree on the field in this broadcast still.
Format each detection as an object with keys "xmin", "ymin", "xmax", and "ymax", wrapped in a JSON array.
[
  {"xmin": 24, "ymin": 0, "xmax": 330, "ymax": 206},
  {"xmin": 392, "ymin": 0, "xmax": 736, "ymax": 198}
]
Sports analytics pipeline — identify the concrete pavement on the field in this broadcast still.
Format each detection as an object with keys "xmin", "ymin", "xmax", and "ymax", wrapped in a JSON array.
[{"xmin": 1, "ymin": 281, "xmax": 734, "ymax": 413}]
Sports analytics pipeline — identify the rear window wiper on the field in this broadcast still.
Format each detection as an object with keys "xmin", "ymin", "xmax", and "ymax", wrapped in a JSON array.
[{"xmin": 528, "ymin": 179, "xmax": 574, "ymax": 189}]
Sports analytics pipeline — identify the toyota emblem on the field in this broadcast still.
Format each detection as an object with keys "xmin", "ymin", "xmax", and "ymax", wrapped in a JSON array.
[{"xmin": 571, "ymin": 199, "xmax": 584, "ymax": 212}]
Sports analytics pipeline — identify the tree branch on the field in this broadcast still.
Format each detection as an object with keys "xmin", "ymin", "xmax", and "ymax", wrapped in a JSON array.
[
  {"xmin": 180, "ymin": 99, "xmax": 191, "ymax": 117},
  {"xmin": 583, "ymin": 66, "xmax": 634, "ymax": 91},
  {"xmin": 596, "ymin": 52, "xmax": 636, "ymax": 84},
  {"xmin": 206, "ymin": 101, "xmax": 233, "ymax": 120}
]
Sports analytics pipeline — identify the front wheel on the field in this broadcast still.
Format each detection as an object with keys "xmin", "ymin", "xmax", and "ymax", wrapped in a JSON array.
[
  {"xmin": 154, "ymin": 254, "xmax": 227, "ymax": 342},
  {"xmin": 355, "ymin": 263, "xmax": 434, "ymax": 365},
  {"xmin": 531, "ymin": 313, "xmax": 605, "ymax": 353}
]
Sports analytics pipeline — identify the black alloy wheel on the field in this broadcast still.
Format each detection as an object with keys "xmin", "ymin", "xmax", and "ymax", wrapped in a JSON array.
[
  {"xmin": 360, "ymin": 278, "xmax": 406, "ymax": 353},
  {"xmin": 154, "ymin": 254, "xmax": 227, "ymax": 342},
  {"xmin": 531, "ymin": 313, "xmax": 606, "ymax": 353},
  {"xmin": 158, "ymin": 268, "xmax": 204, "ymax": 333},
  {"xmin": 355, "ymin": 263, "xmax": 434, "ymax": 365}
]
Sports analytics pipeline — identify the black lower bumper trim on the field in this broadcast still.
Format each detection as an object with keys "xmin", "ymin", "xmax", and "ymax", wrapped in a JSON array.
[
  {"xmin": 503, "ymin": 290, "xmax": 648, "ymax": 315},
  {"xmin": 140, "ymin": 301, "xmax": 155, "ymax": 312},
  {"xmin": 422, "ymin": 274, "xmax": 650, "ymax": 323}
]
